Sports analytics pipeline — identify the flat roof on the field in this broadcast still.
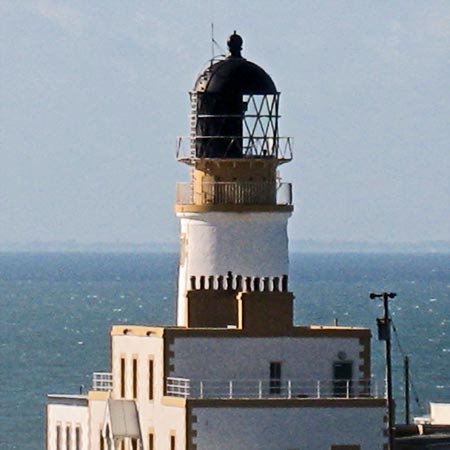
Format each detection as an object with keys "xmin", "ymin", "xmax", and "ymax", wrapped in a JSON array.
[{"xmin": 111, "ymin": 324, "xmax": 370, "ymax": 338}]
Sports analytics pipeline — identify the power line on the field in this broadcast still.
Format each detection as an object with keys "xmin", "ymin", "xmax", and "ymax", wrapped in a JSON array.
[{"xmin": 391, "ymin": 319, "xmax": 424, "ymax": 413}]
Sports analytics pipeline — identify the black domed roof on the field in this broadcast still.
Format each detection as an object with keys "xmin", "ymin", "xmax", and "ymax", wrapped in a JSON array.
[{"xmin": 193, "ymin": 33, "xmax": 277, "ymax": 95}]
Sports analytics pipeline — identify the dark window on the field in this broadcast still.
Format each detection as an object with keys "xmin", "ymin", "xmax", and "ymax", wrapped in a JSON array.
[
  {"xmin": 66, "ymin": 426, "xmax": 71, "ymax": 450},
  {"xmin": 56, "ymin": 425, "xmax": 61, "ymax": 450},
  {"xmin": 170, "ymin": 435, "xmax": 176, "ymax": 450},
  {"xmin": 132, "ymin": 358, "xmax": 138, "ymax": 399},
  {"xmin": 75, "ymin": 427, "xmax": 81, "ymax": 450},
  {"xmin": 270, "ymin": 361, "xmax": 282, "ymax": 394},
  {"xmin": 120, "ymin": 357, "xmax": 126, "ymax": 398},
  {"xmin": 149, "ymin": 433, "xmax": 154, "ymax": 450},
  {"xmin": 149, "ymin": 359, "xmax": 154, "ymax": 400}
]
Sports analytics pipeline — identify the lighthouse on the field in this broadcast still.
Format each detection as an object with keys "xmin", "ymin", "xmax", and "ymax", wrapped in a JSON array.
[
  {"xmin": 46, "ymin": 33, "xmax": 389, "ymax": 450},
  {"xmin": 175, "ymin": 32, "xmax": 293, "ymax": 326}
]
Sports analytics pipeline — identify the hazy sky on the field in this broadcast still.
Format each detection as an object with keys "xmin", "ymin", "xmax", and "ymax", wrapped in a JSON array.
[{"xmin": 1, "ymin": 1, "xmax": 449, "ymax": 244}]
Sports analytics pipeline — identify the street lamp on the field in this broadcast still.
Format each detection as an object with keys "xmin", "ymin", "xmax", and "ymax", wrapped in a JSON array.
[{"xmin": 370, "ymin": 291, "xmax": 397, "ymax": 450}]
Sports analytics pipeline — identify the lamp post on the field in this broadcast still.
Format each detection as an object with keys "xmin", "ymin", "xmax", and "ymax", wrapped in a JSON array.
[{"xmin": 370, "ymin": 291, "xmax": 397, "ymax": 450}]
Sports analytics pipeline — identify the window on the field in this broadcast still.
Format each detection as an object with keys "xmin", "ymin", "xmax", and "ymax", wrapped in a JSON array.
[
  {"xmin": 270, "ymin": 361, "xmax": 282, "ymax": 394},
  {"xmin": 120, "ymin": 357, "xmax": 126, "ymax": 398},
  {"xmin": 131, "ymin": 438, "xmax": 138, "ymax": 450},
  {"xmin": 149, "ymin": 359, "xmax": 154, "ymax": 400},
  {"xmin": 148, "ymin": 433, "xmax": 154, "ymax": 450},
  {"xmin": 170, "ymin": 435, "xmax": 176, "ymax": 450},
  {"xmin": 132, "ymin": 357, "xmax": 138, "ymax": 399},
  {"xmin": 56, "ymin": 425, "xmax": 61, "ymax": 450},
  {"xmin": 99, "ymin": 431, "xmax": 104, "ymax": 450},
  {"xmin": 75, "ymin": 427, "xmax": 81, "ymax": 450},
  {"xmin": 66, "ymin": 426, "xmax": 71, "ymax": 450}
]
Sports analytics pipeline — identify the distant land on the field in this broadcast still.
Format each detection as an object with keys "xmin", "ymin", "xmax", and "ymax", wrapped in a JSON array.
[{"xmin": 0, "ymin": 240, "xmax": 448, "ymax": 253}]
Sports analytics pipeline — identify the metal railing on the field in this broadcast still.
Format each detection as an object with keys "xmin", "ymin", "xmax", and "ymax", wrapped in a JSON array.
[
  {"xmin": 166, "ymin": 377, "xmax": 380, "ymax": 400},
  {"xmin": 166, "ymin": 377, "xmax": 190, "ymax": 397},
  {"xmin": 176, "ymin": 136, "xmax": 293, "ymax": 163},
  {"xmin": 92, "ymin": 372, "xmax": 113, "ymax": 391},
  {"xmin": 176, "ymin": 181, "xmax": 292, "ymax": 206}
]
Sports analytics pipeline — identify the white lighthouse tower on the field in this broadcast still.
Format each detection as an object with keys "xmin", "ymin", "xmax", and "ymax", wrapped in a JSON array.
[
  {"xmin": 46, "ymin": 33, "xmax": 389, "ymax": 450},
  {"xmin": 175, "ymin": 32, "xmax": 293, "ymax": 326}
]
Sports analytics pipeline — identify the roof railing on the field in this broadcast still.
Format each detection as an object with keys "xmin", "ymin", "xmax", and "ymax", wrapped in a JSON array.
[
  {"xmin": 166, "ymin": 377, "xmax": 381, "ymax": 400},
  {"xmin": 92, "ymin": 372, "xmax": 113, "ymax": 391}
]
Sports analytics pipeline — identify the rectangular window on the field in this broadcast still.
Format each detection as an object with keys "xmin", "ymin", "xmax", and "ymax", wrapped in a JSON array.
[
  {"xmin": 270, "ymin": 361, "xmax": 282, "ymax": 394},
  {"xmin": 66, "ymin": 426, "xmax": 71, "ymax": 450},
  {"xmin": 75, "ymin": 427, "xmax": 81, "ymax": 450},
  {"xmin": 56, "ymin": 425, "xmax": 61, "ymax": 450},
  {"xmin": 170, "ymin": 435, "xmax": 176, "ymax": 450},
  {"xmin": 149, "ymin": 433, "xmax": 154, "ymax": 450},
  {"xmin": 131, "ymin": 438, "xmax": 138, "ymax": 450},
  {"xmin": 149, "ymin": 359, "xmax": 154, "ymax": 400},
  {"xmin": 120, "ymin": 357, "xmax": 126, "ymax": 398},
  {"xmin": 132, "ymin": 357, "xmax": 138, "ymax": 399},
  {"xmin": 99, "ymin": 431, "xmax": 104, "ymax": 450}
]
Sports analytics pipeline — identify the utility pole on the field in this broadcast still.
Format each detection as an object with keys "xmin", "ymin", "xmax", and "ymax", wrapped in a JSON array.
[
  {"xmin": 370, "ymin": 291, "xmax": 397, "ymax": 450},
  {"xmin": 404, "ymin": 355, "xmax": 410, "ymax": 425}
]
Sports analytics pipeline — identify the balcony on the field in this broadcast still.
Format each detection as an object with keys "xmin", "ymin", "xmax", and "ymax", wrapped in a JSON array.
[
  {"xmin": 92, "ymin": 372, "xmax": 113, "ymax": 391},
  {"xmin": 176, "ymin": 181, "xmax": 292, "ymax": 207},
  {"xmin": 166, "ymin": 377, "xmax": 381, "ymax": 400}
]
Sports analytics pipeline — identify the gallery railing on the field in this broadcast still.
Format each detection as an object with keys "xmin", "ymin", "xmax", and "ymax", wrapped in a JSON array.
[{"xmin": 176, "ymin": 181, "xmax": 292, "ymax": 206}]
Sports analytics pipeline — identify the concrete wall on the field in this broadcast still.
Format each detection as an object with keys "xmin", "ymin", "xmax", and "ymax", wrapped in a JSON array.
[
  {"xmin": 47, "ymin": 398, "xmax": 89, "ymax": 450},
  {"xmin": 190, "ymin": 404, "xmax": 386, "ymax": 450},
  {"xmin": 112, "ymin": 334, "xmax": 164, "ymax": 403},
  {"xmin": 88, "ymin": 395, "xmax": 107, "ymax": 450},
  {"xmin": 112, "ymin": 334, "xmax": 186, "ymax": 450},
  {"xmin": 170, "ymin": 336, "xmax": 364, "ymax": 396}
]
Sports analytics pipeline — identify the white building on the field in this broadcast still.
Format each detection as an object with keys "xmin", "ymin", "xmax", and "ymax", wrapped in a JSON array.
[{"xmin": 47, "ymin": 32, "xmax": 388, "ymax": 450}]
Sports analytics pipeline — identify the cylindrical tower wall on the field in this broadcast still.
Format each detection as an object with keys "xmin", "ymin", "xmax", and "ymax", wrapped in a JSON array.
[{"xmin": 176, "ymin": 211, "xmax": 291, "ymax": 326}]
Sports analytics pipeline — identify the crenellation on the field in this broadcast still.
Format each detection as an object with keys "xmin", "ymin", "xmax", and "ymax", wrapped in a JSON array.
[
  {"xmin": 235, "ymin": 274, "xmax": 243, "ymax": 291},
  {"xmin": 273, "ymin": 276, "xmax": 280, "ymax": 292},
  {"xmin": 186, "ymin": 274, "xmax": 290, "ymax": 293},
  {"xmin": 281, "ymin": 274, "xmax": 288, "ymax": 292},
  {"xmin": 216, "ymin": 275, "xmax": 224, "ymax": 290}
]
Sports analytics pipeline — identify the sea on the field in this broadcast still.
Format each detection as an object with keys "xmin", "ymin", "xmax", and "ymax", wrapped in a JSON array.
[{"xmin": 1, "ymin": 252, "xmax": 449, "ymax": 450}]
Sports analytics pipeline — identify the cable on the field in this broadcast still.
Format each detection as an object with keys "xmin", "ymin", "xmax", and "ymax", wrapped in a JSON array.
[{"xmin": 392, "ymin": 319, "xmax": 424, "ymax": 413}]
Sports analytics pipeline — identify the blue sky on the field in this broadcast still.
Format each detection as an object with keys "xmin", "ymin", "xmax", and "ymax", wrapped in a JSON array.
[{"xmin": 1, "ymin": 1, "xmax": 449, "ymax": 244}]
